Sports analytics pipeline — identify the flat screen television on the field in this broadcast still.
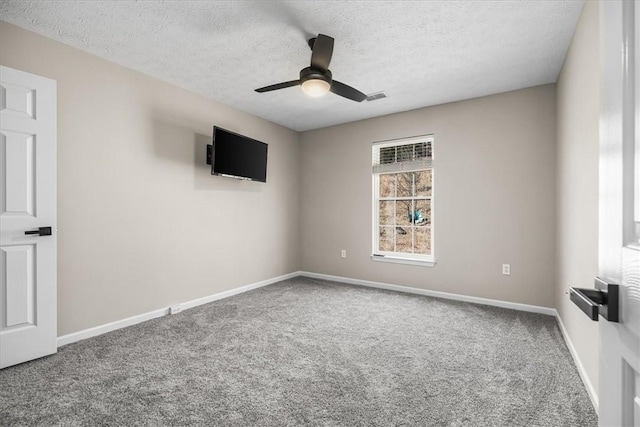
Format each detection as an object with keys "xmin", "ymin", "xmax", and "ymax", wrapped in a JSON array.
[{"xmin": 207, "ymin": 126, "xmax": 268, "ymax": 183}]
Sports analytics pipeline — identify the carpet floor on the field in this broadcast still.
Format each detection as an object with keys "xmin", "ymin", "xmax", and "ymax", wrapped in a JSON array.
[{"xmin": 0, "ymin": 277, "xmax": 597, "ymax": 426}]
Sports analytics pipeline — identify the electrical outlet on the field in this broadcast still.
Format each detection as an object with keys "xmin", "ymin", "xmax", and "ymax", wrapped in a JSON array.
[
  {"xmin": 169, "ymin": 304, "xmax": 182, "ymax": 315},
  {"xmin": 341, "ymin": 249, "xmax": 347, "ymax": 258},
  {"xmin": 502, "ymin": 264, "xmax": 511, "ymax": 275}
]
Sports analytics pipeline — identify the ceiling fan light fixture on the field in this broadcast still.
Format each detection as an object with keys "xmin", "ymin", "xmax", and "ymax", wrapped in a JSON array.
[{"xmin": 301, "ymin": 78, "xmax": 331, "ymax": 97}]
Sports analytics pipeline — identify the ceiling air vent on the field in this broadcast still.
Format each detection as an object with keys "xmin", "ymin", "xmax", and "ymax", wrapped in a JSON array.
[{"xmin": 366, "ymin": 91, "xmax": 388, "ymax": 102}]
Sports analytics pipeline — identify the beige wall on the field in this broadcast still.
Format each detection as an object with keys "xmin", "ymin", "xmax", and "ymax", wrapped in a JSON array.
[
  {"xmin": 555, "ymin": 0, "xmax": 600, "ymax": 406},
  {"xmin": 0, "ymin": 22, "xmax": 301, "ymax": 336},
  {"xmin": 300, "ymin": 85, "xmax": 557, "ymax": 308}
]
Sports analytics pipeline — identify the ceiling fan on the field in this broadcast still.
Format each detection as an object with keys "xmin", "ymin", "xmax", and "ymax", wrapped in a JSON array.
[{"xmin": 255, "ymin": 34, "xmax": 367, "ymax": 102}]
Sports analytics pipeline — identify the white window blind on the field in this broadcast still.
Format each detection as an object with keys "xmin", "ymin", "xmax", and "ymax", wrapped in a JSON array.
[{"xmin": 372, "ymin": 135, "xmax": 433, "ymax": 174}]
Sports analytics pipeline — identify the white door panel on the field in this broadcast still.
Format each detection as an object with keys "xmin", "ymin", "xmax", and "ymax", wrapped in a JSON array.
[
  {"xmin": 0, "ymin": 66, "xmax": 57, "ymax": 369},
  {"xmin": 3, "ymin": 244, "xmax": 36, "ymax": 328},
  {"xmin": 599, "ymin": 1, "xmax": 640, "ymax": 426},
  {"xmin": 1, "ymin": 132, "xmax": 36, "ymax": 217}
]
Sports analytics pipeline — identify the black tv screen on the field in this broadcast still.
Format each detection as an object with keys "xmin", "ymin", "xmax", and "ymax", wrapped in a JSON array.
[{"xmin": 211, "ymin": 127, "xmax": 268, "ymax": 183}]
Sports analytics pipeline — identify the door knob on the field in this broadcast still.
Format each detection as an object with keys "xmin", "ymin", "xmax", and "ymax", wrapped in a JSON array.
[{"xmin": 24, "ymin": 227, "xmax": 52, "ymax": 236}]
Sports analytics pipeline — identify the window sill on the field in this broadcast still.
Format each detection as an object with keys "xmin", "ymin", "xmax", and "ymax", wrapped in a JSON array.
[{"xmin": 370, "ymin": 255, "xmax": 436, "ymax": 267}]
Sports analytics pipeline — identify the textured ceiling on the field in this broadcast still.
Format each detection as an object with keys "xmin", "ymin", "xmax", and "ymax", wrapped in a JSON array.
[{"xmin": 0, "ymin": 1, "xmax": 584, "ymax": 131}]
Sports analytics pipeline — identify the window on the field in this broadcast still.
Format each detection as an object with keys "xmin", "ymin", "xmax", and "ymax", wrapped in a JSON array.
[{"xmin": 372, "ymin": 135, "xmax": 434, "ymax": 266}]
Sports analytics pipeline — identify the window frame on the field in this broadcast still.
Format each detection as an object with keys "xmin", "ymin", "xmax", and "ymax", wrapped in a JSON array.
[{"xmin": 371, "ymin": 135, "xmax": 435, "ymax": 267}]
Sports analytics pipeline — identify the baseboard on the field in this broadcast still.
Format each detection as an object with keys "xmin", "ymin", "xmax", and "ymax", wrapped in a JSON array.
[
  {"xmin": 56, "ymin": 308, "xmax": 168, "ymax": 347},
  {"xmin": 300, "ymin": 271, "xmax": 556, "ymax": 316},
  {"xmin": 554, "ymin": 311, "xmax": 599, "ymax": 413},
  {"xmin": 179, "ymin": 272, "xmax": 299, "ymax": 310},
  {"xmin": 56, "ymin": 271, "xmax": 300, "ymax": 347}
]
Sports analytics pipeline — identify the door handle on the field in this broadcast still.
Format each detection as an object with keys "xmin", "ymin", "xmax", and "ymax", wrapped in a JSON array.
[
  {"xmin": 569, "ymin": 277, "xmax": 619, "ymax": 322},
  {"xmin": 24, "ymin": 227, "xmax": 52, "ymax": 236}
]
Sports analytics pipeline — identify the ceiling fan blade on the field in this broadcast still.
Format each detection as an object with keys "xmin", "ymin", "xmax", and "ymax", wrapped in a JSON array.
[
  {"xmin": 330, "ymin": 80, "xmax": 367, "ymax": 102},
  {"xmin": 310, "ymin": 34, "xmax": 334, "ymax": 73},
  {"xmin": 255, "ymin": 80, "xmax": 300, "ymax": 93}
]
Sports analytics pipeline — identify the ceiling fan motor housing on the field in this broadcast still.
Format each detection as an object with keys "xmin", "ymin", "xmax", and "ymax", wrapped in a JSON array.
[{"xmin": 300, "ymin": 67, "xmax": 332, "ymax": 85}]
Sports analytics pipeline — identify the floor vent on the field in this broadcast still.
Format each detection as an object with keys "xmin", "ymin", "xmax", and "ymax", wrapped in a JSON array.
[{"xmin": 366, "ymin": 91, "xmax": 388, "ymax": 102}]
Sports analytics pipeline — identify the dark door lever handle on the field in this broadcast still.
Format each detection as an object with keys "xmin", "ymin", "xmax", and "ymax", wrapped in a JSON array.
[
  {"xmin": 25, "ymin": 227, "xmax": 52, "ymax": 236},
  {"xmin": 569, "ymin": 277, "xmax": 619, "ymax": 322}
]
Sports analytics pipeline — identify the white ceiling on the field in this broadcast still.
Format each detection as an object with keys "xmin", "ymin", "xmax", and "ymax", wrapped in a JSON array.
[{"xmin": 0, "ymin": 1, "xmax": 584, "ymax": 132}]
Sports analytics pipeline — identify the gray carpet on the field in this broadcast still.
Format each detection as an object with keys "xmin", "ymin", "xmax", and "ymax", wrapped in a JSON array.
[{"xmin": 0, "ymin": 277, "xmax": 597, "ymax": 426}]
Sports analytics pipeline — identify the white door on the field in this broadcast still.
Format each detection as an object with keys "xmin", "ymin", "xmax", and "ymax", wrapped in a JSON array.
[
  {"xmin": 0, "ymin": 66, "xmax": 57, "ymax": 369},
  {"xmin": 599, "ymin": 1, "xmax": 640, "ymax": 426}
]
